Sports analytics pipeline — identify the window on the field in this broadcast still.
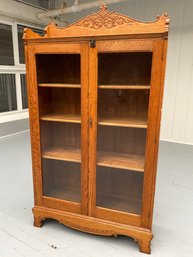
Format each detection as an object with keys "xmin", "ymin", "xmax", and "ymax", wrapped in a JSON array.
[
  {"xmin": 0, "ymin": 24, "xmax": 14, "ymax": 65},
  {"xmin": 20, "ymin": 74, "xmax": 28, "ymax": 109},
  {"xmin": 0, "ymin": 74, "xmax": 17, "ymax": 112},
  {"xmin": 0, "ymin": 20, "xmax": 43, "ymax": 122}
]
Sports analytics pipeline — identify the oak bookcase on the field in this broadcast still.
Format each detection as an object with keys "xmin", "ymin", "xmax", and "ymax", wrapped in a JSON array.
[{"xmin": 24, "ymin": 5, "xmax": 169, "ymax": 254}]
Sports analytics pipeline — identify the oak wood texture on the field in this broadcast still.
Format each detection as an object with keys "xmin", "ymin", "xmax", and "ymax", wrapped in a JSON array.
[
  {"xmin": 98, "ymin": 117, "xmax": 147, "ymax": 128},
  {"xmin": 24, "ymin": 4, "xmax": 169, "ymax": 254},
  {"xmin": 98, "ymin": 85, "xmax": 150, "ymax": 89},
  {"xmin": 42, "ymin": 146, "xmax": 81, "ymax": 162},
  {"xmin": 40, "ymin": 114, "xmax": 147, "ymax": 128},
  {"xmin": 38, "ymin": 83, "xmax": 81, "ymax": 88},
  {"xmin": 97, "ymin": 151, "xmax": 144, "ymax": 172},
  {"xmin": 33, "ymin": 205, "xmax": 152, "ymax": 254},
  {"xmin": 42, "ymin": 146, "xmax": 144, "ymax": 172},
  {"xmin": 40, "ymin": 113, "xmax": 81, "ymax": 123}
]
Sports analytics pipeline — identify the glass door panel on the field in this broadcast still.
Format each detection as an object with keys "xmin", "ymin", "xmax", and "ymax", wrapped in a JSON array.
[
  {"xmin": 36, "ymin": 53, "xmax": 82, "ymax": 203},
  {"xmin": 96, "ymin": 50, "xmax": 152, "ymax": 215},
  {"xmin": 98, "ymin": 52, "xmax": 152, "ymax": 86},
  {"xmin": 96, "ymin": 167, "xmax": 144, "ymax": 214},
  {"xmin": 42, "ymin": 159, "xmax": 81, "ymax": 202}
]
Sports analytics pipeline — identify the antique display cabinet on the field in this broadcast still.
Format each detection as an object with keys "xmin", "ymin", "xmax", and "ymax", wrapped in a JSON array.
[{"xmin": 24, "ymin": 4, "xmax": 169, "ymax": 254}]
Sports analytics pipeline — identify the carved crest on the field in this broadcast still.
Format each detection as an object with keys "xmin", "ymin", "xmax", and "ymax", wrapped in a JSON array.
[
  {"xmin": 23, "ymin": 4, "xmax": 169, "ymax": 40},
  {"xmin": 75, "ymin": 3, "xmax": 134, "ymax": 30}
]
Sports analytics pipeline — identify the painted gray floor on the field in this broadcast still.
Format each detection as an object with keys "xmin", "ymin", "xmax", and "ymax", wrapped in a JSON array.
[{"xmin": 0, "ymin": 132, "xmax": 193, "ymax": 257}]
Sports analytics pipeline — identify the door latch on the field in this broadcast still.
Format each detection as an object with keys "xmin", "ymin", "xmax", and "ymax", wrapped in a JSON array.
[
  {"xmin": 89, "ymin": 118, "xmax": 93, "ymax": 128},
  {"xmin": 90, "ymin": 39, "xmax": 96, "ymax": 48}
]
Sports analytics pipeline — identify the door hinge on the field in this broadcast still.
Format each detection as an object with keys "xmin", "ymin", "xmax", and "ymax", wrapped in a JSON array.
[{"xmin": 90, "ymin": 39, "xmax": 96, "ymax": 48}]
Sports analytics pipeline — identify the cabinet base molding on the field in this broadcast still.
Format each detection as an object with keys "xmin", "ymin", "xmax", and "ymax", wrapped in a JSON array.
[{"xmin": 33, "ymin": 206, "xmax": 152, "ymax": 254}]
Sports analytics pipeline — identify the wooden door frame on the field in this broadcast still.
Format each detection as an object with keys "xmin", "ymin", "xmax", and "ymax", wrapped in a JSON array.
[
  {"xmin": 141, "ymin": 39, "xmax": 167, "ymax": 229},
  {"xmin": 88, "ymin": 39, "xmax": 155, "ymax": 227},
  {"xmin": 25, "ymin": 42, "xmax": 89, "ymax": 215}
]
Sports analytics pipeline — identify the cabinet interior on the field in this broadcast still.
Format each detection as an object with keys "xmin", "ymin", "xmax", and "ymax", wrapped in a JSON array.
[
  {"xmin": 96, "ymin": 51, "xmax": 151, "ymax": 214},
  {"xmin": 98, "ymin": 89, "xmax": 149, "ymax": 127},
  {"xmin": 96, "ymin": 167, "xmax": 144, "ymax": 214},
  {"xmin": 97, "ymin": 126, "xmax": 146, "ymax": 155},
  {"xmin": 38, "ymin": 87, "xmax": 81, "ymax": 122},
  {"xmin": 36, "ymin": 54, "xmax": 80, "ymax": 84},
  {"xmin": 40, "ymin": 121, "xmax": 81, "ymax": 151},
  {"xmin": 98, "ymin": 52, "xmax": 152, "ymax": 86},
  {"xmin": 42, "ymin": 159, "xmax": 81, "ymax": 202},
  {"xmin": 36, "ymin": 51, "xmax": 151, "ymax": 215}
]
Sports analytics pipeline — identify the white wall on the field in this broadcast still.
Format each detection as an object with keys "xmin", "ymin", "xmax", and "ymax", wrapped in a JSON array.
[{"xmin": 60, "ymin": 0, "xmax": 193, "ymax": 145}]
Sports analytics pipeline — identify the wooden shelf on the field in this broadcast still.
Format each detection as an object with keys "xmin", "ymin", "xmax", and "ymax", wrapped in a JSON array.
[
  {"xmin": 97, "ymin": 151, "xmax": 144, "ymax": 172},
  {"xmin": 45, "ymin": 187, "xmax": 81, "ymax": 202},
  {"xmin": 97, "ymin": 193, "xmax": 142, "ymax": 214},
  {"xmin": 98, "ymin": 85, "xmax": 150, "ymax": 90},
  {"xmin": 38, "ymin": 83, "xmax": 81, "ymax": 88},
  {"xmin": 98, "ymin": 117, "xmax": 147, "ymax": 128},
  {"xmin": 40, "ymin": 113, "xmax": 81, "ymax": 123},
  {"xmin": 42, "ymin": 147, "xmax": 81, "ymax": 163},
  {"xmin": 46, "ymin": 186, "xmax": 141, "ymax": 213},
  {"xmin": 42, "ymin": 147, "xmax": 144, "ymax": 172},
  {"xmin": 40, "ymin": 113, "xmax": 147, "ymax": 128}
]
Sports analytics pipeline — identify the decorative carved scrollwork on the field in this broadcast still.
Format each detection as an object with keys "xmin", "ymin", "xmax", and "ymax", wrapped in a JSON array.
[
  {"xmin": 59, "ymin": 219, "xmax": 117, "ymax": 236},
  {"xmin": 75, "ymin": 3, "xmax": 135, "ymax": 30},
  {"xmin": 23, "ymin": 4, "xmax": 169, "ymax": 40}
]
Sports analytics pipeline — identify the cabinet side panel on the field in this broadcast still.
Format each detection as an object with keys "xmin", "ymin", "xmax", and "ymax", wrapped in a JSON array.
[
  {"xmin": 148, "ymin": 39, "xmax": 168, "ymax": 228},
  {"xmin": 25, "ymin": 44, "xmax": 43, "ymax": 206},
  {"xmin": 81, "ymin": 43, "xmax": 89, "ymax": 215},
  {"xmin": 141, "ymin": 40, "xmax": 167, "ymax": 229}
]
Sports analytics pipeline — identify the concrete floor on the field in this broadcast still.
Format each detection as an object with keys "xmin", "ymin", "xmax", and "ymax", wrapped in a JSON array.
[{"xmin": 0, "ymin": 132, "xmax": 193, "ymax": 257}]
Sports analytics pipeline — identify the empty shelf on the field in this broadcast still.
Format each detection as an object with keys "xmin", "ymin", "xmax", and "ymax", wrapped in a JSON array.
[
  {"xmin": 98, "ymin": 85, "xmax": 150, "ymax": 90},
  {"xmin": 44, "ymin": 187, "xmax": 81, "ymax": 202},
  {"xmin": 42, "ymin": 147, "xmax": 144, "ymax": 172},
  {"xmin": 42, "ymin": 147, "xmax": 81, "ymax": 163},
  {"xmin": 40, "ymin": 113, "xmax": 81, "ymax": 123},
  {"xmin": 98, "ymin": 117, "xmax": 147, "ymax": 128},
  {"xmin": 97, "ymin": 151, "xmax": 145, "ymax": 172},
  {"xmin": 38, "ymin": 83, "xmax": 81, "ymax": 88},
  {"xmin": 97, "ymin": 193, "xmax": 142, "ymax": 214}
]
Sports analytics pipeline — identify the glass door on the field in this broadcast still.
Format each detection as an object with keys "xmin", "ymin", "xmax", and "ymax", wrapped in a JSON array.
[
  {"xmin": 33, "ymin": 43, "xmax": 89, "ymax": 214},
  {"xmin": 89, "ymin": 40, "xmax": 153, "ymax": 225}
]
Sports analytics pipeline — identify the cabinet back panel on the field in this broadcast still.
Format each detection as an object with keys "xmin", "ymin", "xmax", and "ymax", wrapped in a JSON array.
[
  {"xmin": 38, "ymin": 87, "xmax": 81, "ymax": 116},
  {"xmin": 98, "ymin": 89, "xmax": 149, "ymax": 120},
  {"xmin": 96, "ymin": 166, "xmax": 144, "ymax": 214},
  {"xmin": 40, "ymin": 122, "xmax": 81, "ymax": 151},
  {"xmin": 98, "ymin": 52, "xmax": 152, "ymax": 85},
  {"xmin": 42, "ymin": 159, "xmax": 81, "ymax": 202},
  {"xmin": 36, "ymin": 54, "xmax": 80, "ymax": 84},
  {"xmin": 97, "ymin": 126, "xmax": 146, "ymax": 156}
]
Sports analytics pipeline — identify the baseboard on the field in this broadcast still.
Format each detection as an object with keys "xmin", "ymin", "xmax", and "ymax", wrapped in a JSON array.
[
  {"xmin": 0, "ymin": 118, "xmax": 29, "ymax": 138},
  {"xmin": 160, "ymin": 138, "xmax": 193, "ymax": 146},
  {"xmin": 0, "ymin": 129, "xmax": 29, "ymax": 140}
]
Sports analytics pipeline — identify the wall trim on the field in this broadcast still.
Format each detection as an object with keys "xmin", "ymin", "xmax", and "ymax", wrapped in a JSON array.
[
  {"xmin": 0, "ymin": 111, "xmax": 29, "ymax": 123},
  {"xmin": 0, "ymin": 129, "xmax": 29, "ymax": 140},
  {"xmin": 160, "ymin": 138, "xmax": 193, "ymax": 146}
]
